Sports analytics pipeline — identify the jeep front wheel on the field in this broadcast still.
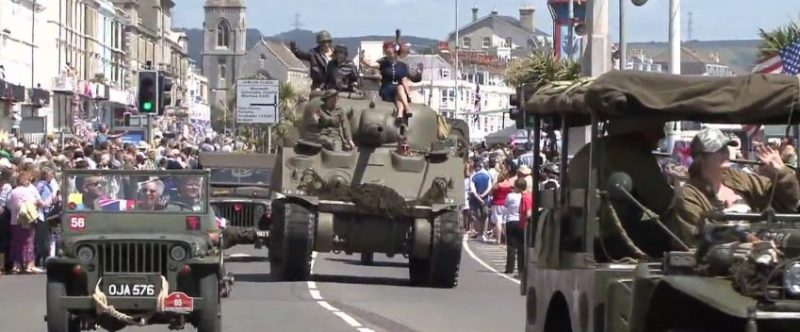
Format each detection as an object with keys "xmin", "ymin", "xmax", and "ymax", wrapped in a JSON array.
[
  {"xmin": 46, "ymin": 278, "xmax": 79, "ymax": 332},
  {"xmin": 196, "ymin": 273, "xmax": 221, "ymax": 332}
]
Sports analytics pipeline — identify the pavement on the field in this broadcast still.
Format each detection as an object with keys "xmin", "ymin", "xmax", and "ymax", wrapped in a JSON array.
[{"xmin": 0, "ymin": 237, "xmax": 524, "ymax": 332}]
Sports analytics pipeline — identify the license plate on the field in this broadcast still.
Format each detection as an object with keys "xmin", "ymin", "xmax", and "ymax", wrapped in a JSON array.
[
  {"xmin": 102, "ymin": 274, "xmax": 162, "ymax": 297},
  {"xmin": 256, "ymin": 230, "xmax": 269, "ymax": 238}
]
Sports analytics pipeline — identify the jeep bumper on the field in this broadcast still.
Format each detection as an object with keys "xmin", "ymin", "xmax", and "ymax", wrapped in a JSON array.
[{"xmin": 59, "ymin": 296, "xmax": 206, "ymax": 312}]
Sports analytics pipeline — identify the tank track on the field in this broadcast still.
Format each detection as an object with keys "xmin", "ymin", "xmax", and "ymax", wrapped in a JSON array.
[
  {"xmin": 409, "ymin": 211, "xmax": 463, "ymax": 288},
  {"xmin": 270, "ymin": 201, "xmax": 315, "ymax": 281}
]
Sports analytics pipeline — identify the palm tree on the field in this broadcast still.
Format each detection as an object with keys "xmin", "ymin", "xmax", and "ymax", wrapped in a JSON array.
[
  {"xmin": 505, "ymin": 50, "xmax": 582, "ymax": 88},
  {"xmin": 757, "ymin": 14, "xmax": 800, "ymax": 61}
]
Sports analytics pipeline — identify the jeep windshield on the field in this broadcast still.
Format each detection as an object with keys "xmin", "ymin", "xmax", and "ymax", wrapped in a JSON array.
[
  {"xmin": 209, "ymin": 168, "xmax": 270, "ymax": 187},
  {"xmin": 65, "ymin": 172, "xmax": 208, "ymax": 213}
]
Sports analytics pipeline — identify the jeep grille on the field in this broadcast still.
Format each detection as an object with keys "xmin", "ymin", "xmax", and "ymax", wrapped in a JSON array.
[
  {"xmin": 95, "ymin": 241, "xmax": 171, "ymax": 275},
  {"xmin": 212, "ymin": 202, "xmax": 267, "ymax": 228}
]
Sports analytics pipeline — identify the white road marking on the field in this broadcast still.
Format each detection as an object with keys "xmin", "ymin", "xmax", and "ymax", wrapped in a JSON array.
[
  {"xmin": 307, "ymin": 251, "xmax": 375, "ymax": 332},
  {"xmin": 462, "ymin": 235, "xmax": 521, "ymax": 285}
]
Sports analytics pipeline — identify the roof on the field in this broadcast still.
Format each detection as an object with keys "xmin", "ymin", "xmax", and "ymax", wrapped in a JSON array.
[
  {"xmin": 524, "ymin": 71, "xmax": 800, "ymax": 127},
  {"xmin": 447, "ymin": 14, "xmax": 550, "ymax": 48},
  {"xmin": 198, "ymin": 152, "xmax": 276, "ymax": 169},
  {"xmin": 205, "ymin": 0, "xmax": 245, "ymax": 7},
  {"xmin": 256, "ymin": 38, "xmax": 307, "ymax": 71}
]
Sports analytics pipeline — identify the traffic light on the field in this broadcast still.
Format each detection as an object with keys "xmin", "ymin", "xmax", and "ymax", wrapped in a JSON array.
[
  {"xmin": 138, "ymin": 70, "xmax": 159, "ymax": 114},
  {"xmin": 508, "ymin": 90, "xmax": 535, "ymax": 129},
  {"xmin": 158, "ymin": 71, "xmax": 173, "ymax": 116}
]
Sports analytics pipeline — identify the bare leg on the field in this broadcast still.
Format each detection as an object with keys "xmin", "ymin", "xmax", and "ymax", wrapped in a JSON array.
[{"xmin": 395, "ymin": 85, "xmax": 410, "ymax": 118}]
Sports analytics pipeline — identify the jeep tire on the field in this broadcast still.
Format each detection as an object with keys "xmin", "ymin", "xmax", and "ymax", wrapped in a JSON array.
[
  {"xmin": 360, "ymin": 252, "xmax": 374, "ymax": 265},
  {"xmin": 46, "ymin": 278, "xmax": 80, "ymax": 332},
  {"xmin": 196, "ymin": 273, "xmax": 221, "ymax": 332},
  {"xmin": 270, "ymin": 202, "xmax": 315, "ymax": 281}
]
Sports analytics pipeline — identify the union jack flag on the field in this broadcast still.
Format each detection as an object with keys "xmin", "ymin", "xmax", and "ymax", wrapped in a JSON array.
[
  {"xmin": 473, "ymin": 84, "xmax": 481, "ymax": 124},
  {"xmin": 746, "ymin": 37, "xmax": 800, "ymax": 139},
  {"xmin": 97, "ymin": 198, "xmax": 136, "ymax": 211}
]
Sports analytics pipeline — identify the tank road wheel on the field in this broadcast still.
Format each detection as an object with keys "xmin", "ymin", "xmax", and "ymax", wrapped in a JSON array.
[
  {"xmin": 46, "ymin": 278, "xmax": 80, "ymax": 332},
  {"xmin": 270, "ymin": 202, "xmax": 315, "ymax": 281},
  {"xmin": 409, "ymin": 212, "xmax": 463, "ymax": 288},
  {"xmin": 196, "ymin": 273, "xmax": 222, "ymax": 332},
  {"xmin": 360, "ymin": 252, "xmax": 374, "ymax": 265}
]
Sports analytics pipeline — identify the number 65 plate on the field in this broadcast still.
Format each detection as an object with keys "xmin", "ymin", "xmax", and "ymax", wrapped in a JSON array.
[{"xmin": 102, "ymin": 274, "xmax": 162, "ymax": 297}]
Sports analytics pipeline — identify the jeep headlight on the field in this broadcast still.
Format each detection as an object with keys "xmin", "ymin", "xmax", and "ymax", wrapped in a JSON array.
[
  {"xmin": 77, "ymin": 246, "xmax": 94, "ymax": 263},
  {"xmin": 783, "ymin": 261, "xmax": 800, "ymax": 296},
  {"xmin": 170, "ymin": 245, "xmax": 188, "ymax": 261}
]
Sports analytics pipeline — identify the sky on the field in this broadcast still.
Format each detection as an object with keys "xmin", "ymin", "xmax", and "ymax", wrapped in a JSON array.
[{"xmin": 172, "ymin": 0, "xmax": 800, "ymax": 43}]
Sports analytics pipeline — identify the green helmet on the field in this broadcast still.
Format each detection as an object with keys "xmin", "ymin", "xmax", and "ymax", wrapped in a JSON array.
[{"xmin": 317, "ymin": 30, "xmax": 332, "ymax": 43}]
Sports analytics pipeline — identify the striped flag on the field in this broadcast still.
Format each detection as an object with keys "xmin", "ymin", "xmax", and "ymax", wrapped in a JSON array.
[
  {"xmin": 97, "ymin": 198, "xmax": 136, "ymax": 211},
  {"xmin": 472, "ymin": 84, "xmax": 481, "ymax": 124},
  {"xmin": 747, "ymin": 37, "xmax": 800, "ymax": 138}
]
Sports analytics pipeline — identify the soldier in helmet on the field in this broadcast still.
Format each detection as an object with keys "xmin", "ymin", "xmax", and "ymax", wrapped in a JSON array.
[
  {"xmin": 301, "ymin": 89, "xmax": 354, "ymax": 151},
  {"xmin": 324, "ymin": 45, "xmax": 359, "ymax": 92},
  {"xmin": 289, "ymin": 30, "xmax": 334, "ymax": 90}
]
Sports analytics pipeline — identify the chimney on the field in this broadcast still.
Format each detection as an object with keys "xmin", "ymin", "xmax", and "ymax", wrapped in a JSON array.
[
  {"xmin": 491, "ymin": 7, "xmax": 498, "ymax": 15},
  {"xmin": 519, "ymin": 5, "xmax": 535, "ymax": 32},
  {"xmin": 472, "ymin": 4, "xmax": 478, "ymax": 22}
]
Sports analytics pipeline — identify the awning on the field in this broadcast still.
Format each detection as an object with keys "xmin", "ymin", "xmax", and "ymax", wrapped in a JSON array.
[{"xmin": 0, "ymin": 80, "xmax": 25, "ymax": 102}]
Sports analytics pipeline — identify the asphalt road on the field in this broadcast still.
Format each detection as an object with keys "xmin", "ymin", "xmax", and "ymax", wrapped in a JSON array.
[{"xmin": 0, "ymin": 237, "xmax": 524, "ymax": 332}]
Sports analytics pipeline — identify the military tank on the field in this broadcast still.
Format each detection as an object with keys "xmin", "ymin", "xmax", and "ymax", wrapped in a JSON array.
[{"xmin": 268, "ymin": 73, "xmax": 468, "ymax": 288}]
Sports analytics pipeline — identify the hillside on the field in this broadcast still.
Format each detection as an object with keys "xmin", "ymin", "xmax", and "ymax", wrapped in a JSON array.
[
  {"xmin": 177, "ymin": 28, "xmax": 439, "ymax": 68},
  {"xmin": 628, "ymin": 39, "xmax": 761, "ymax": 74}
]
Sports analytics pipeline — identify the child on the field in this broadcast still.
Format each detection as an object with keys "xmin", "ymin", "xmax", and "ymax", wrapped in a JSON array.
[{"xmin": 503, "ymin": 178, "xmax": 528, "ymax": 274}]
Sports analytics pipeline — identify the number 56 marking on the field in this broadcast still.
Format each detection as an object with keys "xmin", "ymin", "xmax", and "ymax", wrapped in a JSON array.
[{"xmin": 69, "ymin": 216, "xmax": 86, "ymax": 231}]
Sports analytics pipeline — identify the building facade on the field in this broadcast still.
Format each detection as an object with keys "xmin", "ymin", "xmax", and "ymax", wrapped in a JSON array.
[
  {"xmin": 654, "ymin": 47, "xmax": 735, "ymax": 76},
  {"xmin": 202, "ymin": 0, "xmax": 247, "ymax": 111},
  {"xmin": 446, "ymin": 5, "xmax": 551, "ymax": 59},
  {"xmin": 239, "ymin": 38, "xmax": 310, "ymax": 90},
  {"xmin": 0, "ymin": 0, "xmax": 49, "ymax": 136}
]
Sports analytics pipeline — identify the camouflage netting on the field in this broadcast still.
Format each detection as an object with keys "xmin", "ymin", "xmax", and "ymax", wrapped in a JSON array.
[{"xmin": 310, "ymin": 183, "xmax": 413, "ymax": 218}]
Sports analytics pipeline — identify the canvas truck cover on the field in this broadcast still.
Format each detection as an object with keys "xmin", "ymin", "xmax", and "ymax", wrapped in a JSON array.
[
  {"xmin": 525, "ymin": 71, "xmax": 800, "ymax": 127},
  {"xmin": 198, "ymin": 152, "xmax": 277, "ymax": 169}
]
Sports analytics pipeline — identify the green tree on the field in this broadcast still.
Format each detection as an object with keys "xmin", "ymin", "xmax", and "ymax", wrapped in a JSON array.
[
  {"xmin": 757, "ymin": 14, "xmax": 800, "ymax": 60},
  {"xmin": 505, "ymin": 50, "xmax": 582, "ymax": 88}
]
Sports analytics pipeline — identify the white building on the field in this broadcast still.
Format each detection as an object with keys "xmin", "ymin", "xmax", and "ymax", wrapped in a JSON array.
[
  {"xmin": 358, "ymin": 43, "xmax": 514, "ymax": 142},
  {"xmin": 0, "ymin": 0, "xmax": 49, "ymax": 134},
  {"xmin": 186, "ymin": 63, "xmax": 211, "ymax": 123}
]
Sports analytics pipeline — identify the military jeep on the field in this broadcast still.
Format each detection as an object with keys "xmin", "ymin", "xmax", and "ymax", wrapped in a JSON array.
[
  {"xmin": 45, "ymin": 170, "xmax": 226, "ymax": 332},
  {"xmin": 199, "ymin": 152, "xmax": 274, "ymax": 248},
  {"xmin": 522, "ymin": 71, "xmax": 800, "ymax": 332}
]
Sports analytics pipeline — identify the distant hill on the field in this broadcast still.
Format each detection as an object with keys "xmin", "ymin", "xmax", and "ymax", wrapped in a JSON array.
[
  {"xmin": 627, "ymin": 39, "xmax": 762, "ymax": 74},
  {"xmin": 177, "ymin": 28, "xmax": 439, "ymax": 71}
]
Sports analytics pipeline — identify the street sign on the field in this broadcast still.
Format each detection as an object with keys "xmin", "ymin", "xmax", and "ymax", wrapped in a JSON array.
[
  {"xmin": 127, "ymin": 114, "xmax": 148, "ymax": 127},
  {"xmin": 236, "ymin": 79, "xmax": 279, "ymax": 124}
]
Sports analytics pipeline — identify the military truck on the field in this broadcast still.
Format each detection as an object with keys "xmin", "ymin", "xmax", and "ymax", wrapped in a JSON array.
[
  {"xmin": 522, "ymin": 71, "xmax": 800, "ymax": 331},
  {"xmin": 268, "ymin": 75, "xmax": 468, "ymax": 288},
  {"xmin": 199, "ymin": 152, "xmax": 274, "ymax": 248},
  {"xmin": 46, "ymin": 170, "xmax": 226, "ymax": 332}
]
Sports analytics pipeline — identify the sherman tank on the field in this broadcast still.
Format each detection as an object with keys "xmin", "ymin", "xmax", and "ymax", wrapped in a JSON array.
[{"xmin": 268, "ymin": 75, "xmax": 468, "ymax": 288}]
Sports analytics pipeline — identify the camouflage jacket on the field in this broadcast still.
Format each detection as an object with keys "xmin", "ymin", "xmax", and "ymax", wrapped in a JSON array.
[
  {"xmin": 300, "ymin": 101, "xmax": 352, "ymax": 147},
  {"xmin": 666, "ymin": 166, "xmax": 800, "ymax": 248}
]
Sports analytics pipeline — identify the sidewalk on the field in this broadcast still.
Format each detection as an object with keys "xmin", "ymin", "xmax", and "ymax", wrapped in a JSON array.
[{"xmin": 466, "ymin": 238, "xmax": 510, "ymax": 273}]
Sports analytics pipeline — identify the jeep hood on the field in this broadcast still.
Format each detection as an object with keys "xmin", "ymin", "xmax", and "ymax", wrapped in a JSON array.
[{"xmin": 661, "ymin": 276, "xmax": 765, "ymax": 318}]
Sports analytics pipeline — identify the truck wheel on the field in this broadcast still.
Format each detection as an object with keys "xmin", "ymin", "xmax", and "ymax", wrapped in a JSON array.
[
  {"xmin": 409, "ymin": 212, "xmax": 463, "ymax": 288},
  {"xmin": 360, "ymin": 252, "xmax": 374, "ymax": 265},
  {"xmin": 46, "ymin": 278, "xmax": 79, "ymax": 332},
  {"xmin": 271, "ymin": 202, "xmax": 315, "ymax": 281},
  {"xmin": 196, "ymin": 273, "xmax": 221, "ymax": 332}
]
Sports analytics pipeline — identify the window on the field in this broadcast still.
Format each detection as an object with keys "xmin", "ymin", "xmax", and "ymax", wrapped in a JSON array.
[
  {"xmin": 259, "ymin": 54, "xmax": 266, "ymax": 67},
  {"xmin": 482, "ymin": 37, "xmax": 491, "ymax": 48},
  {"xmin": 440, "ymin": 69, "xmax": 450, "ymax": 78},
  {"xmin": 505, "ymin": 37, "xmax": 512, "ymax": 48},
  {"xmin": 462, "ymin": 37, "xmax": 471, "ymax": 49},
  {"xmin": 216, "ymin": 20, "xmax": 230, "ymax": 48}
]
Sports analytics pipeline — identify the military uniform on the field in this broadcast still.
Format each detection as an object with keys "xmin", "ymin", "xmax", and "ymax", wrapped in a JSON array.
[
  {"xmin": 301, "ymin": 90, "xmax": 353, "ymax": 151},
  {"xmin": 666, "ymin": 128, "xmax": 800, "ymax": 248},
  {"xmin": 568, "ymin": 133, "xmax": 675, "ymax": 258}
]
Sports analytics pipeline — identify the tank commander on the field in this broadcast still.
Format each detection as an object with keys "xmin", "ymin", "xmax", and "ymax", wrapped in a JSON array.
[
  {"xmin": 301, "ymin": 89, "xmax": 354, "ymax": 151},
  {"xmin": 666, "ymin": 128, "xmax": 800, "ymax": 248},
  {"xmin": 289, "ymin": 30, "xmax": 334, "ymax": 90},
  {"xmin": 567, "ymin": 120, "xmax": 674, "ymax": 260},
  {"xmin": 324, "ymin": 45, "xmax": 359, "ymax": 92}
]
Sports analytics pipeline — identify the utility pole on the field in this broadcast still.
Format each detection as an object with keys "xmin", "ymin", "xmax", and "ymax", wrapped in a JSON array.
[
  {"xmin": 619, "ymin": 0, "xmax": 626, "ymax": 70},
  {"xmin": 568, "ymin": 0, "xmax": 574, "ymax": 60},
  {"xmin": 669, "ymin": 0, "xmax": 681, "ymax": 74},
  {"xmin": 293, "ymin": 13, "xmax": 303, "ymax": 30},
  {"xmin": 454, "ymin": 0, "xmax": 460, "ymax": 121}
]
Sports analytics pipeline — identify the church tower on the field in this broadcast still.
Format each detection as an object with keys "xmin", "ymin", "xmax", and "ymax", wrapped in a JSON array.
[{"xmin": 202, "ymin": 0, "xmax": 247, "ymax": 111}]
